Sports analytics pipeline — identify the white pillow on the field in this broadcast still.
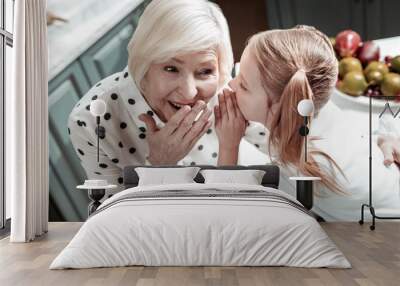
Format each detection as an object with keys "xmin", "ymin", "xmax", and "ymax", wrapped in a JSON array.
[
  {"xmin": 135, "ymin": 167, "xmax": 200, "ymax": 186},
  {"xmin": 200, "ymin": 169, "xmax": 266, "ymax": 185}
]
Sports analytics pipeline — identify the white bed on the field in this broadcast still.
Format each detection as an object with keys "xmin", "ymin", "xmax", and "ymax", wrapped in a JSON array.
[{"xmin": 50, "ymin": 183, "xmax": 350, "ymax": 269}]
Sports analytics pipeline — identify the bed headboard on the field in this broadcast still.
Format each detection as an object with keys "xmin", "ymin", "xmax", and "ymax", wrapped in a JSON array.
[{"xmin": 123, "ymin": 164, "xmax": 280, "ymax": 189}]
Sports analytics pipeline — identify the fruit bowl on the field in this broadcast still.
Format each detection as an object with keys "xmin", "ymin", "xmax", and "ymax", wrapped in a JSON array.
[
  {"xmin": 332, "ymin": 87, "xmax": 400, "ymax": 111},
  {"xmin": 331, "ymin": 34, "xmax": 400, "ymax": 112}
]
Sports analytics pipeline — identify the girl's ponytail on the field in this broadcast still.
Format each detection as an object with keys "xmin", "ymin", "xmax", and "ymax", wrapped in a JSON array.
[{"xmin": 270, "ymin": 69, "xmax": 346, "ymax": 194}]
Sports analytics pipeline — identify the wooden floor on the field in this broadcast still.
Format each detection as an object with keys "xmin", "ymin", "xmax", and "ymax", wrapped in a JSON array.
[{"xmin": 0, "ymin": 222, "xmax": 399, "ymax": 286}]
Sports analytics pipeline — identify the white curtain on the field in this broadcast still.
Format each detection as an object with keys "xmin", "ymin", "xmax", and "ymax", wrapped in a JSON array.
[{"xmin": 7, "ymin": 0, "xmax": 49, "ymax": 242}]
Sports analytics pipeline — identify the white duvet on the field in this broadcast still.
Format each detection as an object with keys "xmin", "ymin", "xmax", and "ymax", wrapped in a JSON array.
[{"xmin": 50, "ymin": 183, "xmax": 351, "ymax": 269}]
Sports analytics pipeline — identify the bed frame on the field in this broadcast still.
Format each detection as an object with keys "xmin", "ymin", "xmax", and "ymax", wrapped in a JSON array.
[
  {"xmin": 123, "ymin": 164, "xmax": 280, "ymax": 189},
  {"xmin": 122, "ymin": 164, "xmax": 325, "ymax": 222}
]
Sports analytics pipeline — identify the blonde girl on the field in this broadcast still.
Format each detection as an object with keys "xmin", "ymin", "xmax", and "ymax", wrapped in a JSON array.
[{"xmin": 215, "ymin": 26, "xmax": 400, "ymax": 221}]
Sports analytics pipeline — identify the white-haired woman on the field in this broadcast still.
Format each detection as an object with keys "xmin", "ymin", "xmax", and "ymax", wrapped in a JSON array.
[{"xmin": 68, "ymin": 0, "xmax": 267, "ymax": 192}]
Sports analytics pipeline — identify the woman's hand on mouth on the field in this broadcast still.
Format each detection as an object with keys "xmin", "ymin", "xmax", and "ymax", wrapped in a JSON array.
[
  {"xmin": 214, "ymin": 89, "xmax": 248, "ymax": 165},
  {"xmin": 139, "ymin": 100, "xmax": 212, "ymax": 165}
]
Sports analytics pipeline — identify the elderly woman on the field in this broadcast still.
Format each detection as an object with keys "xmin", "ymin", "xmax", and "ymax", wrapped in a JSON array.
[{"xmin": 68, "ymin": 0, "xmax": 267, "ymax": 192}]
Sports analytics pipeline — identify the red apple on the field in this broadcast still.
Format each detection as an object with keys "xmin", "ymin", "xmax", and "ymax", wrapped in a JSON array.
[
  {"xmin": 358, "ymin": 41, "xmax": 380, "ymax": 66},
  {"xmin": 335, "ymin": 30, "xmax": 362, "ymax": 58}
]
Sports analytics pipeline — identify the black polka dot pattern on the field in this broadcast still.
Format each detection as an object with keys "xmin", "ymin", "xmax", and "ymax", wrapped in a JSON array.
[
  {"xmin": 115, "ymin": 77, "xmax": 119, "ymax": 81},
  {"xmin": 104, "ymin": 113, "xmax": 111, "ymax": 120},
  {"xmin": 259, "ymin": 132, "xmax": 265, "ymax": 136},
  {"xmin": 112, "ymin": 158, "xmax": 119, "ymax": 163},
  {"xmin": 86, "ymin": 105, "xmax": 90, "ymax": 111},
  {"xmin": 92, "ymin": 95, "xmax": 98, "ymax": 100},
  {"xmin": 111, "ymin": 93, "xmax": 118, "ymax": 100},
  {"xmin": 212, "ymin": 152, "xmax": 218, "ymax": 158},
  {"xmin": 88, "ymin": 142, "xmax": 94, "ymax": 146},
  {"xmin": 124, "ymin": 72, "xmax": 129, "ymax": 78},
  {"xmin": 139, "ymin": 127, "xmax": 146, "ymax": 132},
  {"xmin": 118, "ymin": 142, "xmax": 123, "ymax": 148},
  {"xmin": 96, "ymin": 82, "xmax": 102, "ymax": 87},
  {"xmin": 129, "ymin": 147, "xmax": 136, "ymax": 154},
  {"xmin": 67, "ymin": 128, "xmax": 70, "ymax": 135},
  {"xmin": 118, "ymin": 177, "xmax": 124, "ymax": 184},
  {"xmin": 99, "ymin": 163, "xmax": 108, "ymax": 168},
  {"xmin": 128, "ymin": 98, "xmax": 135, "ymax": 105},
  {"xmin": 77, "ymin": 120, "xmax": 86, "ymax": 127},
  {"xmin": 139, "ymin": 133, "xmax": 146, "ymax": 139},
  {"xmin": 147, "ymin": 110, "xmax": 154, "ymax": 116},
  {"xmin": 94, "ymin": 171, "xmax": 102, "ymax": 175},
  {"xmin": 120, "ymin": 122, "xmax": 127, "ymax": 129},
  {"xmin": 207, "ymin": 129, "xmax": 212, "ymax": 134},
  {"xmin": 78, "ymin": 149, "xmax": 84, "ymax": 156},
  {"xmin": 198, "ymin": 145, "xmax": 203, "ymax": 151},
  {"xmin": 255, "ymin": 144, "xmax": 260, "ymax": 148}
]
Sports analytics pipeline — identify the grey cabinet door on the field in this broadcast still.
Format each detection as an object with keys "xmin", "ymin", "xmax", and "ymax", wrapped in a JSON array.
[
  {"xmin": 266, "ymin": 0, "xmax": 365, "ymax": 38},
  {"xmin": 80, "ymin": 3, "xmax": 147, "ymax": 86},
  {"xmin": 366, "ymin": 0, "xmax": 400, "ymax": 40},
  {"xmin": 48, "ymin": 62, "xmax": 91, "ymax": 221},
  {"xmin": 80, "ymin": 17, "xmax": 135, "ymax": 85}
]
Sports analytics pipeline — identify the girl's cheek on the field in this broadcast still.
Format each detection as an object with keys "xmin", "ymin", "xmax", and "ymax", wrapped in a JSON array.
[{"xmin": 236, "ymin": 95, "xmax": 250, "ymax": 120}]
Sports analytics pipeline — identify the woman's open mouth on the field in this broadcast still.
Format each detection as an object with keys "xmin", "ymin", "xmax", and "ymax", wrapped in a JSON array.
[
  {"xmin": 169, "ymin": 101, "xmax": 184, "ymax": 110},
  {"xmin": 167, "ymin": 100, "xmax": 206, "ymax": 121},
  {"xmin": 168, "ymin": 100, "xmax": 206, "ymax": 111}
]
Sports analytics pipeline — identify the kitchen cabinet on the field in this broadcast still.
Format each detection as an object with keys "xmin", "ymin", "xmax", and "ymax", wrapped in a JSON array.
[
  {"xmin": 48, "ymin": 1, "xmax": 148, "ymax": 221},
  {"xmin": 80, "ymin": 3, "xmax": 146, "ymax": 86},
  {"xmin": 266, "ymin": 0, "xmax": 400, "ymax": 39},
  {"xmin": 80, "ymin": 20, "xmax": 135, "ymax": 86},
  {"xmin": 48, "ymin": 62, "xmax": 90, "ymax": 221}
]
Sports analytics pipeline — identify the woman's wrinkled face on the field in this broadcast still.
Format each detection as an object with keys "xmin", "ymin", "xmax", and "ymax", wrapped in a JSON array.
[
  {"xmin": 142, "ymin": 50, "xmax": 219, "ymax": 122},
  {"xmin": 229, "ymin": 46, "xmax": 277, "ymax": 129}
]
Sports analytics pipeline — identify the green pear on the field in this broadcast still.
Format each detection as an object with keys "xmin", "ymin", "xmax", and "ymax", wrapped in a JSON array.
[
  {"xmin": 339, "ymin": 57, "xmax": 363, "ymax": 78},
  {"xmin": 391, "ymin": 56, "xmax": 400, "ymax": 74},
  {"xmin": 366, "ymin": 70, "xmax": 384, "ymax": 84},
  {"xmin": 338, "ymin": 71, "xmax": 368, "ymax": 96},
  {"xmin": 364, "ymin": 61, "xmax": 389, "ymax": 76},
  {"xmin": 381, "ymin": 72, "xmax": 400, "ymax": 96}
]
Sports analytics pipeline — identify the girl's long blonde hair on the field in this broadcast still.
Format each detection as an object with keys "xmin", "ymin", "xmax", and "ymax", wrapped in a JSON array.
[{"xmin": 250, "ymin": 25, "xmax": 347, "ymax": 194}]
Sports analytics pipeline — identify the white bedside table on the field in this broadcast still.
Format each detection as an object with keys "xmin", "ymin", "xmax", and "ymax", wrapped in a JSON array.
[
  {"xmin": 77, "ymin": 180, "xmax": 117, "ymax": 216},
  {"xmin": 289, "ymin": 177, "xmax": 321, "ymax": 210}
]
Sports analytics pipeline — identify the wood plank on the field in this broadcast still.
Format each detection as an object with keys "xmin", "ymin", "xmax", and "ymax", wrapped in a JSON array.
[{"xmin": 0, "ymin": 222, "xmax": 399, "ymax": 286}]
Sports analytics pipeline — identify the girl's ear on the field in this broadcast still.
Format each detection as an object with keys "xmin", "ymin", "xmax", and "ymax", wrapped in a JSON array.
[{"xmin": 266, "ymin": 100, "xmax": 280, "ymax": 127}]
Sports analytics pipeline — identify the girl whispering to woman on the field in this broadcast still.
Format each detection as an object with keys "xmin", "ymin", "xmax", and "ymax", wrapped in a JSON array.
[{"xmin": 216, "ymin": 25, "xmax": 400, "ymax": 221}]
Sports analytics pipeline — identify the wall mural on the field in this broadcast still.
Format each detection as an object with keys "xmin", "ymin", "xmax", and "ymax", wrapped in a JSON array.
[{"xmin": 47, "ymin": 0, "xmax": 400, "ymax": 222}]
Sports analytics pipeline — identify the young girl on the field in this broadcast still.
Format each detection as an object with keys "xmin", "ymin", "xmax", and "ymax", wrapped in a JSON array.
[{"xmin": 215, "ymin": 25, "xmax": 400, "ymax": 221}]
